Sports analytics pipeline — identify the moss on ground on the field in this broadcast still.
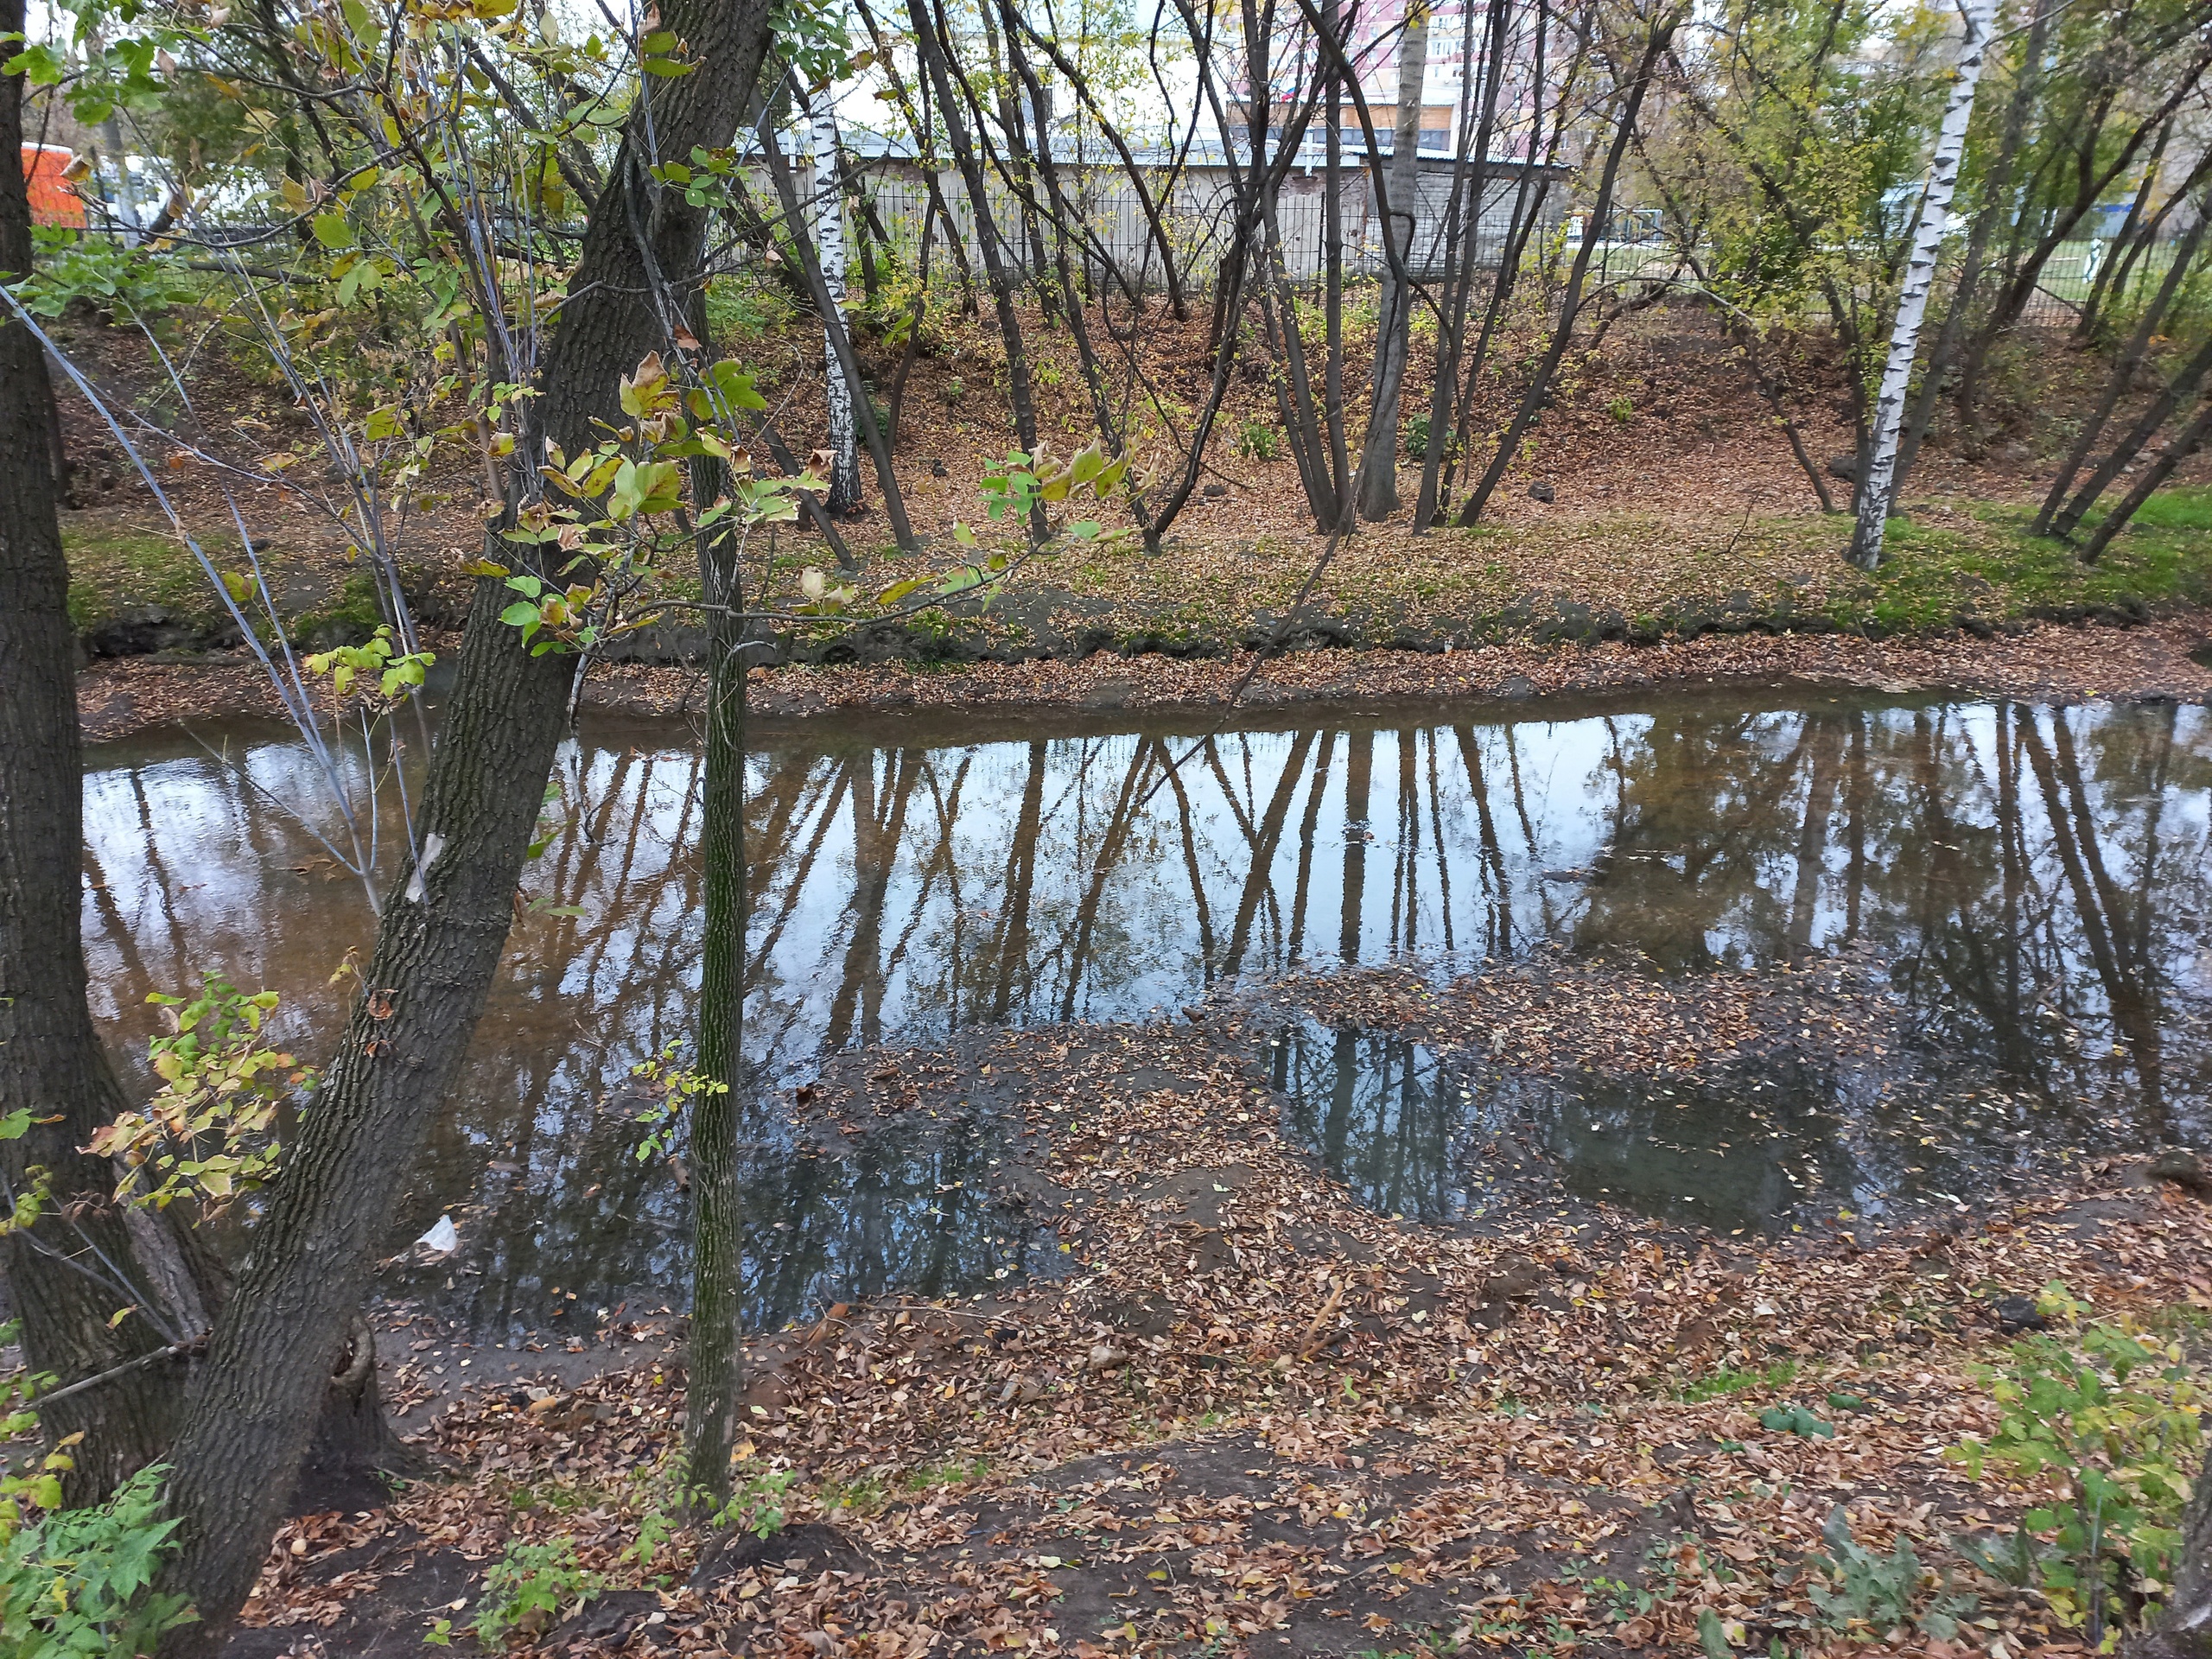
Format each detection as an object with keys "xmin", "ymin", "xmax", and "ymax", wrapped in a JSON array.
[
  {"xmin": 65, "ymin": 486, "xmax": 2210, "ymax": 659},
  {"xmin": 287, "ymin": 569, "xmax": 385, "ymax": 648},
  {"xmin": 63, "ymin": 526, "xmax": 219, "ymax": 631}
]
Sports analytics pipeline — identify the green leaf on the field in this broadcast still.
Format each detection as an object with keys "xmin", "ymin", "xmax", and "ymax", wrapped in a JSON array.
[{"xmin": 311, "ymin": 212, "xmax": 356, "ymax": 251}]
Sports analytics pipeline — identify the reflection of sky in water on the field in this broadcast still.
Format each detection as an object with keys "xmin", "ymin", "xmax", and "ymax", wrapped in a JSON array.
[
  {"xmin": 81, "ymin": 695, "xmax": 2212, "ymax": 1334},
  {"xmin": 1264, "ymin": 1019, "xmax": 2066, "ymax": 1234}
]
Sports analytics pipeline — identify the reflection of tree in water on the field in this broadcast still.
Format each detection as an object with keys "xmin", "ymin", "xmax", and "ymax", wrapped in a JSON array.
[
  {"xmin": 1571, "ymin": 702, "xmax": 2212, "ymax": 1132},
  {"xmin": 80, "ymin": 699, "xmax": 2212, "ymax": 1336},
  {"xmin": 1268, "ymin": 1025, "xmax": 1461, "ymax": 1224}
]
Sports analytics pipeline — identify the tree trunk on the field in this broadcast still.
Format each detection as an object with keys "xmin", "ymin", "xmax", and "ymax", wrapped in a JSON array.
[
  {"xmin": 809, "ymin": 89, "xmax": 861, "ymax": 515},
  {"xmin": 0, "ymin": 0, "xmax": 201, "ymax": 1506},
  {"xmin": 1355, "ymin": 0, "xmax": 1431, "ymax": 521},
  {"xmin": 684, "ymin": 442, "xmax": 748, "ymax": 1507},
  {"xmin": 2074, "ymin": 125, "xmax": 2169, "ymax": 346},
  {"xmin": 2034, "ymin": 187, "xmax": 2212, "ymax": 535},
  {"xmin": 909, "ymin": 0, "xmax": 1042, "ymax": 472},
  {"xmin": 1892, "ymin": 0, "xmax": 2054, "ymax": 496},
  {"xmin": 1456, "ymin": 5, "xmax": 1672, "ymax": 528},
  {"xmin": 2126, "ymin": 1458, "xmax": 2212, "ymax": 1658},
  {"xmin": 1413, "ymin": 0, "xmax": 1508, "ymax": 531},
  {"xmin": 1321, "ymin": 0, "xmax": 1350, "ymax": 523},
  {"xmin": 2048, "ymin": 331, "xmax": 2212, "ymax": 541},
  {"xmin": 2077, "ymin": 396, "xmax": 2212, "ymax": 566},
  {"xmin": 1847, "ymin": 0, "xmax": 1995, "ymax": 571},
  {"xmin": 153, "ymin": 0, "xmax": 779, "ymax": 1640},
  {"xmin": 289, "ymin": 1315, "xmax": 421, "ymax": 1512},
  {"xmin": 761, "ymin": 106, "xmax": 918, "ymax": 553}
]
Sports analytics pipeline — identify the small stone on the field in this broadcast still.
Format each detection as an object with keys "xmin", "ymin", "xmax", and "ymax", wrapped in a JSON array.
[
  {"xmin": 1528, "ymin": 480, "xmax": 1555, "ymax": 503},
  {"xmin": 1993, "ymin": 1296, "xmax": 2046, "ymax": 1334},
  {"xmin": 1202, "ymin": 482, "xmax": 1229, "ymax": 499},
  {"xmin": 1825, "ymin": 454, "xmax": 1859, "ymax": 483},
  {"xmin": 2144, "ymin": 1149, "xmax": 2210, "ymax": 1194}
]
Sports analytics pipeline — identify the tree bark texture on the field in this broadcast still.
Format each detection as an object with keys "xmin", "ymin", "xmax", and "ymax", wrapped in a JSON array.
[
  {"xmin": 154, "ymin": 0, "xmax": 778, "ymax": 1637},
  {"xmin": 1455, "ymin": 5, "xmax": 1671, "ymax": 528},
  {"xmin": 684, "ymin": 474, "xmax": 749, "ymax": 1504},
  {"xmin": 2127, "ymin": 1457, "xmax": 2212, "ymax": 1658},
  {"xmin": 1847, "ymin": 0, "xmax": 1994, "ymax": 571},
  {"xmin": 1355, "ymin": 0, "xmax": 1431, "ymax": 521},
  {"xmin": 0, "ymin": 0, "xmax": 203, "ymax": 1504}
]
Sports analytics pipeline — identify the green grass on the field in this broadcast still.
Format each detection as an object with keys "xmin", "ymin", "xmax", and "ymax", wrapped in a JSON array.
[
  {"xmin": 63, "ymin": 527, "xmax": 215, "ymax": 630},
  {"xmin": 703, "ymin": 272, "xmax": 799, "ymax": 346},
  {"xmin": 899, "ymin": 1456, "xmax": 991, "ymax": 1492},
  {"xmin": 287, "ymin": 568, "xmax": 385, "ymax": 646},
  {"xmin": 1834, "ymin": 486, "xmax": 2212, "ymax": 632},
  {"xmin": 1671, "ymin": 1359, "xmax": 1799, "ymax": 1403},
  {"xmin": 2117, "ymin": 482, "xmax": 2212, "ymax": 532}
]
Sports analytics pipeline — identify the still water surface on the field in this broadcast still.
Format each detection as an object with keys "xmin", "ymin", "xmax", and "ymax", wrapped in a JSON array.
[{"xmin": 82, "ymin": 691, "xmax": 2212, "ymax": 1337}]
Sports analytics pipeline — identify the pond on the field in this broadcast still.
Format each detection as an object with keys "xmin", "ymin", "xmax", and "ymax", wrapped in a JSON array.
[{"xmin": 82, "ymin": 690, "xmax": 2212, "ymax": 1338}]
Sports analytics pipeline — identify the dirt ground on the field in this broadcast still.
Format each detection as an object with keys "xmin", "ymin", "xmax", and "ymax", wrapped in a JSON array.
[
  {"xmin": 54, "ymin": 296, "xmax": 2212, "ymax": 747},
  {"xmin": 217, "ymin": 982, "xmax": 2212, "ymax": 1659},
  {"xmin": 75, "ymin": 609, "xmax": 2212, "ymax": 744}
]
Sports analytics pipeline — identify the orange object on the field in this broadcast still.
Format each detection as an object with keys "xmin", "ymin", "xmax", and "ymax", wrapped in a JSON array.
[{"xmin": 22, "ymin": 144, "xmax": 86, "ymax": 228}]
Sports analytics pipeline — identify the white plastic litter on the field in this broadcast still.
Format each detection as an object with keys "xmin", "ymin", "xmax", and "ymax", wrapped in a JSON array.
[{"xmin": 415, "ymin": 1215, "xmax": 459, "ymax": 1256}]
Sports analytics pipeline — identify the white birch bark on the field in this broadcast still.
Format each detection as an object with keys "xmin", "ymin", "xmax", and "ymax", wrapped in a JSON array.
[
  {"xmin": 1850, "ymin": 0, "xmax": 1996, "ymax": 569},
  {"xmin": 808, "ymin": 86, "xmax": 861, "ymax": 514}
]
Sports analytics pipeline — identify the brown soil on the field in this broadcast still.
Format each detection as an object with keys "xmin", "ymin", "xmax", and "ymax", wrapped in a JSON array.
[
  {"xmin": 221, "ymin": 1001, "xmax": 2210, "ymax": 1659},
  {"xmin": 78, "ymin": 611, "xmax": 2212, "ymax": 745}
]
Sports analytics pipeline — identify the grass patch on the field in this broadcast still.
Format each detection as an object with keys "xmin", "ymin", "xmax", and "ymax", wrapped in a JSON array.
[
  {"xmin": 288, "ymin": 568, "xmax": 385, "ymax": 647},
  {"xmin": 1671, "ymin": 1358, "xmax": 1799, "ymax": 1403},
  {"xmin": 63, "ymin": 526, "xmax": 214, "ymax": 630},
  {"xmin": 899, "ymin": 1456, "xmax": 991, "ymax": 1492},
  {"xmin": 1837, "ymin": 488, "xmax": 2212, "ymax": 632}
]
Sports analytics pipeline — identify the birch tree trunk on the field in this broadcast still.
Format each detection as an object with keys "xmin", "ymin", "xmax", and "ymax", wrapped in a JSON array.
[
  {"xmin": 1848, "ymin": 0, "xmax": 1995, "ymax": 571},
  {"xmin": 1355, "ymin": 0, "xmax": 1431, "ymax": 521},
  {"xmin": 809, "ymin": 84, "xmax": 861, "ymax": 514}
]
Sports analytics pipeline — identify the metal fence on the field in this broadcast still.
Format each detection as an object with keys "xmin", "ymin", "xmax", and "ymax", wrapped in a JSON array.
[
  {"xmin": 814, "ymin": 162, "xmax": 1571, "ymax": 290},
  {"xmin": 766, "ymin": 168, "xmax": 2121, "ymax": 327}
]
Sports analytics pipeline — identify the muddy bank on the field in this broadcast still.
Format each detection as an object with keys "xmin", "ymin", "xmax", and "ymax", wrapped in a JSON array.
[
  {"xmin": 238, "ymin": 1001, "xmax": 2209, "ymax": 1657},
  {"xmin": 75, "ymin": 611, "xmax": 2212, "ymax": 742}
]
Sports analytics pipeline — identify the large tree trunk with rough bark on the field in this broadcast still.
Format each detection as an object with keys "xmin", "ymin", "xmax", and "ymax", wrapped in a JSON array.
[
  {"xmin": 0, "ymin": 0, "xmax": 206, "ymax": 1505},
  {"xmin": 152, "ymin": 0, "xmax": 779, "ymax": 1642},
  {"xmin": 685, "ymin": 494, "xmax": 750, "ymax": 1507},
  {"xmin": 2128, "ymin": 1463, "xmax": 2212, "ymax": 1658}
]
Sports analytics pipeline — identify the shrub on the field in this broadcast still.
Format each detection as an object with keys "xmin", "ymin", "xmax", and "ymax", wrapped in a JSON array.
[
  {"xmin": 1948, "ymin": 1284, "xmax": 2204, "ymax": 1643},
  {"xmin": 469, "ymin": 1535, "xmax": 602, "ymax": 1647},
  {"xmin": 1805, "ymin": 1505, "xmax": 1976, "ymax": 1641},
  {"xmin": 1235, "ymin": 418, "xmax": 1279, "ymax": 461},
  {"xmin": 1, "ymin": 1463, "xmax": 195, "ymax": 1659}
]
